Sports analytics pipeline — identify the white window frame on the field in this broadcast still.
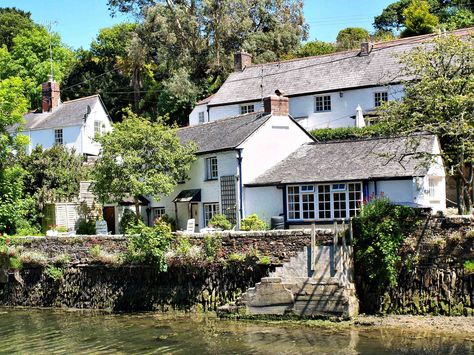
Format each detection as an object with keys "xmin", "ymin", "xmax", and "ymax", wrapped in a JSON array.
[
  {"xmin": 286, "ymin": 182, "xmax": 363, "ymax": 221},
  {"xmin": 204, "ymin": 203, "xmax": 220, "ymax": 226},
  {"xmin": 240, "ymin": 104, "xmax": 255, "ymax": 115},
  {"xmin": 374, "ymin": 91, "xmax": 388, "ymax": 107},
  {"xmin": 314, "ymin": 95, "xmax": 331, "ymax": 112},
  {"xmin": 198, "ymin": 111, "xmax": 205, "ymax": 124},
  {"xmin": 206, "ymin": 157, "xmax": 218, "ymax": 180},
  {"xmin": 152, "ymin": 207, "xmax": 166, "ymax": 223},
  {"xmin": 94, "ymin": 120, "xmax": 103, "ymax": 137},
  {"xmin": 54, "ymin": 128, "xmax": 63, "ymax": 145},
  {"xmin": 428, "ymin": 176, "xmax": 442, "ymax": 202}
]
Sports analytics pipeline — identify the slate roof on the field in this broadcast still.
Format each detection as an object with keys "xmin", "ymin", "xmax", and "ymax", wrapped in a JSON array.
[
  {"xmin": 12, "ymin": 95, "xmax": 103, "ymax": 132},
  {"xmin": 209, "ymin": 28, "xmax": 473, "ymax": 106},
  {"xmin": 177, "ymin": 112, "xmax": 271, "ymax": 154},
  {"xmin": 247, "ymin": 135, "xmax": 437, "ymax": 186}
]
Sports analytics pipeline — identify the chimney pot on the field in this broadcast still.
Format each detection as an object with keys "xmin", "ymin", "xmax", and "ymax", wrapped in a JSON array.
[
  {"xmin": 263, "ymin": 94, "xmax": 289, "ymax": 116},
  {"xmin": 41, "ymin": 78, "xmax": 60, "ymax": 113},
  {"xmin": 234, "ymin": 52, "xmax": 252, "ymax": 71},
  {"xmin": 360, "ymin": 42, "xmax": 373, "ymax": 56}
]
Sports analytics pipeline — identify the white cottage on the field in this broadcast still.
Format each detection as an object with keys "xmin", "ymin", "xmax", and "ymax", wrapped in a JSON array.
[
  {"xmin": 189, "ymin": 28, "xmax": 472, "ymax": 130},
  {"xmin": 246, "ymin": 134, "xmax": 446, "ymax": 228},
  {"xmin": 147, "ymin": 94, "xmax": 314, "ymax": 231},
  {"xmin": 14, "ymin": 76, "xmax": 112, "ymax": 157}
]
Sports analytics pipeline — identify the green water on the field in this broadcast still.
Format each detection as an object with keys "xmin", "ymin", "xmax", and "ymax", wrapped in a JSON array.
[{"xmin": 0, "ymin": 309, "xmax": 472, "ymax": 354}]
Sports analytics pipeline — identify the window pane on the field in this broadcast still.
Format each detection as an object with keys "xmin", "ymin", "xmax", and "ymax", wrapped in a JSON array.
[
  {"xmin": 318, "ymin": 184, "xmax": 331, "ymax": 219},
  {"xmin": 204, "ymin": 203, "xmax": 219, "ymax": 226},
  {"xmin": 348, "ymin": 183, "xmax": 362, "ymax": 217},
  {"xmin": 287, "ymin": 186, "xmax": 301, "ymax": 220}
]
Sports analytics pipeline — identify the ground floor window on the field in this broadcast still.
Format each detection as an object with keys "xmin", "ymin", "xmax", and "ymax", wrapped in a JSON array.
[
  {"xmin": 152, "ymin": 207, "xmax": 165, "ymax": 224},
  {"xmin": 204, "ymin": 203, "xmax": 219, "ymax": 226},
  {"xmin": 287, "ymin": 182, "xmax": 363, "ymax": 221}
]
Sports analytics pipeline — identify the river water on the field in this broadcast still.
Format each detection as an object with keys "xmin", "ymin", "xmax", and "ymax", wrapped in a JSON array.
[{"xmin": 0, "ymin": 309, "xmax": 472, "ymax": 354}]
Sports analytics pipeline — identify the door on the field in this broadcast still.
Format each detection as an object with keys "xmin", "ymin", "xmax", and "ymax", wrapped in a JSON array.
[
  {"xmin": 190, "ymin": 203, "xmax": 200, "ymax": 230},
  {"xmin": 103, "ymin": 207, "xmax": 115, "ymax": 234}
]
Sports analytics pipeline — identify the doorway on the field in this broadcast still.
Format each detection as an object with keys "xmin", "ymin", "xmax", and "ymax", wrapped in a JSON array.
[
  {"xmin": 190, "ymin": 203, "xmax": 200, "ymax": 230},
  {"xmin": 103, "ymin": 207, "xmax": 116, "ymax": 234}
]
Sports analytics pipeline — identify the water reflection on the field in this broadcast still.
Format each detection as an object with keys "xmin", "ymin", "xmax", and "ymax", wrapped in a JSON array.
[{"xmin": 0, "ymin": 309, "xmax": 472, "ymax": 354}]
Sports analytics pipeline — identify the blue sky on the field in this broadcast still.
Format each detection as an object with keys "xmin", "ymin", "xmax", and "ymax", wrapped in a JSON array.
[{"xmin": 2, "ymin": 0, "xmax": 395, "ymax": 49}]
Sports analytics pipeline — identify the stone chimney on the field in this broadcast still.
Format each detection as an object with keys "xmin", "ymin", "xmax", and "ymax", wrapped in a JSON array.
[
  {"xmin": 263, "ymin": 90, "xmax": 289, "ymax": 116},
  {"xmin": 41, "ymin": 75, "xmax": 60, "ymax": 112},
  {"xmin": 234, "ymin": 52, "xmax": 252, "ymax": 71},
  {"xmin": 359, "ymin": 42, "xmax": 373, "ymax": 56}
]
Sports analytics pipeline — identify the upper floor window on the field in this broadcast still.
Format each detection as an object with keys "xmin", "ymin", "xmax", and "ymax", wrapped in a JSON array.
[
  {"xmin": 206, "ymin": 157, "xmax": 218, "ymax": 180},
  {"xmin": 374, "ymin": 92, "xmax": 388, "ymax": 107},
  {"xmin": 240, "ymin": 104, "xmax": 255, "ymax": 114},
  {"xmin": 54, "ymin": 129, "xmax": 63, "ymax": 145},
  {"xmin": 314, "ymin": 95, "xmax": 331, "ymax": 112},
  {"xmin": 94, "ymin": 120, "xmax": 103, "ymax": 137},
  {"xmin": 198, "ymin": 111, "xmax": 205, "ymax": 124}
]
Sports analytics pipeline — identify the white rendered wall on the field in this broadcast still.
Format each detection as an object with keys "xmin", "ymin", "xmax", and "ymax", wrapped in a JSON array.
[
  {"xmin": 148, "ymin": 150, "xmax": 239, "ymax": 231},
  {"xmin": 201, "ymin": 85, "xmax": 404, "ymax": 129},
  {"xmin": 27, "ymin": 125, "xmax": 81, "ymax": 153},
  {"xmin": 82, "ymin": 99, "xmax": 113, "ymax": 156},
  {"xmin": 373, "ymin": 179, "xmax": 414, "ymax": 203},
  {"xmin": 188, "ymin": 104, "xmax": 208, "ymax": 126},
  {"xmin": 244, "ymin": 186, "xmax": 283, "ymax": 226}
]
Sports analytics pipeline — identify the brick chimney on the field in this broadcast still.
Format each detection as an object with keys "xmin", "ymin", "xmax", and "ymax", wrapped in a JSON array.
[
  {"xmin": 359, "ymin": 42, "xmax": 373, "ymax": 56},
  {"xmin": 41, "ymin": 75, "xmax": 60, "ymax": 112},
  {"xmin": 264, "ymin": 90, "xmax": 289, "ymax": 116},
  {"xmin": 234, "ymin": 52, "xmax": 252, "ymax": 71}
]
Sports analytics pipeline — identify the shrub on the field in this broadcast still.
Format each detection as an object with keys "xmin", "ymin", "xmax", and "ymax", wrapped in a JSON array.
[
  {"xmin": 156, "ymin": 214, "xmax": 175, "ymax": 231},
  {"xmin": 311, "ymin": 124, "xmax": 387, "ymax": 142},
  {"xmin": 45, "ymin": 265, "xmax": 63, "ymax": 281},
  {"xmin": 352, "ymin": 197, "xmax": 417, "ymax": 290},
  {"xmin": 203, "ymin": 233, "xmax": 222, "ymax": 261},
  {"xmin": 15, "ymin": 224, "xmax": 42, "ymax": 236},
  {"xmin": 89, "ymin": 245, "xmax": 123, "ymax": 265},
  {"xmin": 76, "ymin": 218, "xmax": 96, "ymax": 235},
  {"xmin": 240, "ymin": 214, "xmax": 267, "ymax": 231},
  {"xmin": 53, "ymin": 254, "xmax": 71, "ymax": 266},
  {"xmin": 120, "ymin": 209, "xmax": 141, "ymax": 234},
  {"xmin": 19, "ymin": 251, "xmax": 48, "ymax": 266},
  {"xmin": 228, "ymin": 252, "xmax": 246, "ymax": 262},
  {"xmin": 56, "ymin": 226, "xmax": 68, "ymax": 233},
  {"xmin": 464, "ymin": 260, "xmax": 474, "ymax": 273},
  {"xmin": 208, "ymin": 214, "xmax": 232, "ymax": 230},
  {"xmin": 258, "ymin": 255, "xmax": 271, "ymax": 265},
  {"xmin": 125, "ymin": 220, "xmax": 174, "ymax": 270}
]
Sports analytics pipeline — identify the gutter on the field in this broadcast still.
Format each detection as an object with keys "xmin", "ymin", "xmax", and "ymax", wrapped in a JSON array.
[{"xmin": 237, "ymin": 149, "xmax": 244, "ymax": 225}]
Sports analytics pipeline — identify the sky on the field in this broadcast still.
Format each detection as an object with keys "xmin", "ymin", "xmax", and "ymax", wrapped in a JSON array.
[{"xmin": 2, "ymin": 0, "xmax": 395, "ymax": 49}]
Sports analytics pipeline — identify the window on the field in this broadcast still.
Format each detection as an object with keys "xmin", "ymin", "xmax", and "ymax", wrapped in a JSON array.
[
  {"xmin": 348, "ymin": 183, "xmax": 362, "ymax": 217},
  {"xmin": 374, "ymin": 92, "xmax": 388, "ymax": 107},
  {"xmin": 318, "ymin": 185, "xmax": 331, "ymax": 219},
  {"xmin": 206, "ymin": 157, "xmax": 218, "ymax": 180},
  {"xmin": 240, "ymin": 104, "xmax": 255, "ymax": 114},
  {"xmin": 287, "ymin": 186, "xmax": 300, "ymax": 220},
  {"xmin": 94, "ymin": 120, "xmax": 103, "ymax": 137},
  {"xmin": 287, "ymin": 182, "xmax": 363, "ymax": 221},
  {"xmin": 152, "ymin": 207, "xmax": 165, "ymax": 223},
  {"xmin": 314, "ymin": 95, "xmax": 331, "ymax": 112},
  {"xmin": 204, "ymin": 203, "xmax": 219, "ymax": 226},
  {"xmin": 429, "ymin": 177, "xmax": 441, "ymax": 201},
  {"xmin": 54, "ymin": 129, "xmax": 63, "ymax": 145},
  {"xmin": 198, "ymin": 111, "xmax": 205, "ymax": 124}
]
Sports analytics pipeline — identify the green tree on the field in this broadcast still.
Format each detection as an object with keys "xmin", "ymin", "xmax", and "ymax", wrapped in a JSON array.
[
  {"xmin": 20, "ymin": 145, "xmax": 87, "ymax": 220},
  {"xmin": 401, "ymin": 0, "xmax": 439, "ymax": 37},
  {"xmin": 379, "ymin": 34, "xmax": 474, "ymax": 213},
  {"xmin": 286, "ymin": 40, "xmax": 336, "ymax": 59},
  {"xmin": 92, "ymin": 110, "xmax": 196, "ymax": 218},
  {"xmin": 0, "ymin": 7, "xmax": 35, "ymax": 50},
  {"xmin": 336, "ymin": 27, "xmax": 370, "ymax": 50}
]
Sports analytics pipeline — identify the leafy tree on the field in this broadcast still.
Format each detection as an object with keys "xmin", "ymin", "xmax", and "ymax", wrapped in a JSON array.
[
  {"xmin": 336, "ymin": 27, "xmax": 370, "ymax": 50},
  {"xmin": 379, "ymin": 34, "xmax": 474, "ymax": 213},
  {"xmin": 0, "ymin": 7, "xmax": 35, "ymax": 50},
  {"xmin": 401, "ymin": 0, "xmax": 439, "ymax": 37},
  {"xmin": 21, "ymin": 145, "xmax": 87, "ymax": 214},
  {"xmin": 285, "ymin": 40, "xmax": 336, "ymax": 59},
  {"xmin": 92, "ymin": 110, "xmax": 196, "ymax": 219}
]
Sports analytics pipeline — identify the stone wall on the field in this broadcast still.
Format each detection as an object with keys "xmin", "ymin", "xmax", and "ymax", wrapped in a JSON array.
[
  {"xmin": 0, "ymin": 263, "xmax": 271, "ymax": 312},
  {"xmin": 357, "ymin": 216, "xmax": 474, "ymax": 315}
]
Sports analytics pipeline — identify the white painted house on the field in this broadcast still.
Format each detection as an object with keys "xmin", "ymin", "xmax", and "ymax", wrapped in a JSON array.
[
  {"xmin": 13, "ymin": 76, "xmax": 112, "ymax": 157},
  {"xmin": 147, "ymin": 95, "xmax": 314, "ymax": 231},
  {"xmin": 189, "ymin": 28, "xmax": 471, "ymax": 130},
  {"xmin": 246, "ymin": 134, "xmax": 446, "ymax": 228}
]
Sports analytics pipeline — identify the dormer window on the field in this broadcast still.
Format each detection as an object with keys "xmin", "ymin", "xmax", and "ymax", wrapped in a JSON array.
[
  {"xmin": 314, "ymin": 95, "xmax": 331, "ymax": 112},
  {"xmin": 374, "ymin": 92, "xmax": 388, "ymax": 107},
  {"xmin": 54, "ymin": 129, "xmax": 63, "ymax": 145},
  {"xmin": 240, "ymin": 104, "xmax": 255, "ymax": 114}
]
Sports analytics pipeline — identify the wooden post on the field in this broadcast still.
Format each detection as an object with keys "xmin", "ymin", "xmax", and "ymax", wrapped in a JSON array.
[
  {"xmin": 349, "ymin": 218, "xmax": 353, "ymax": 245},
  {"xmin": 333, "ymin": 221, "xmax": 338, "ymax": 273},
  {"xmin": 310, "ymin": 223, "xmax": 316, "ymax": 272}
]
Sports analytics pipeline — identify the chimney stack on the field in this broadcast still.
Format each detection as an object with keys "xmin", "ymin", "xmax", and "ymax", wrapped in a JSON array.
[
  {"xmin": 359, "ymin": 42, "xmax": 373, "ymax": 56},
  {"xmin": 234, "ymin": 52, "xmax": 252, "ymax": 71},
  {"xmin": 42, "ymin": 75, "xmax": 60, "ymax": 112},
  {"xmin": 264, "ymin": 90, "xmax": 289, "ymax": 116}
]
